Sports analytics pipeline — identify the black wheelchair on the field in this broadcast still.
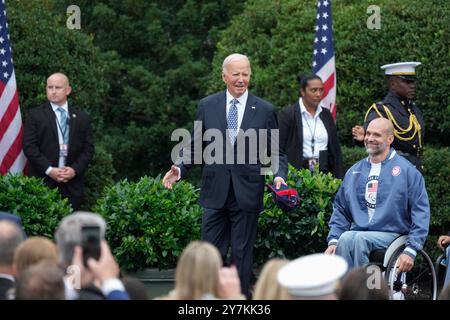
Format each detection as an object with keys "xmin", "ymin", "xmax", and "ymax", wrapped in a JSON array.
[
  {"xmin": 435, "ymin": 245, "xmax": 449, "ymax": 295},
  {"xmin": 369, "ymin": 235, "xmax": 437, "ymax": 300}
]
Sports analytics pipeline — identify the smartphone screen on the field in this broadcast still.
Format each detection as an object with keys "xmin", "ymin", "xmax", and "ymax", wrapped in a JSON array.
[{"xmin": 81, "ymin": 225, "xmax": 101, "ymax": 268}]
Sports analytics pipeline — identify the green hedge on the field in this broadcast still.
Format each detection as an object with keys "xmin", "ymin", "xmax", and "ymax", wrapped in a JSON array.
[
  {"xmin": 95, "ymin": 176, "xmax": 202, "ymax": 271},
  {"xmin": 82, "ymin": 144, "xmax": 116, "ymax": 211},
  {"xmin": 422, "ymin": 147, "xmax": 450, "ymax": 235},
  {"xmin": 209, "ymin": 0, "xmax": 450, "ymax": 146},
  {"xmin": 2, "ymin": 154, "xmax": 443, "ymax": 268},
  {"xmin": 0, "ymin": 174, "xmax": 71, "ymax": 238},
  {"xmin": 254, "ymin": 166, "xmax": 341, "ymax": 266},
  {"xmin": 341, "ymin": 145, "xmax": 368, "ymax": 172},
  {"xmin": 94, "ymin": 145, "xmax": 449, "ymax": 269}
]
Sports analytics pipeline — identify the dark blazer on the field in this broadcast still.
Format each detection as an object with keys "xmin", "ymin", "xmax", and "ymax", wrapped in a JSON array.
[
  {"xmin": 23, "ymin": 102, "xmax": 94, "ymax": 209},
  {"xmin": 179, "ymin": 91, "xmax": 287, "ymax": 213},
  {"xmin": 278, "ymin": 101, "xmax": 343, "ymax": 179},
  {"xmin": 0, "ymin": 277, "xmax": 14, "ymax": 300}
]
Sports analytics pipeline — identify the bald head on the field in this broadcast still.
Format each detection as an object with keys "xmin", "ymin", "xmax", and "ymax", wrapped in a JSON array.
[
  {"xmin": 368, "ymin": 118, "xmax": 394, "ymax": 137},
  {"xmin": 47, "ymin": 73, "xmax": 70, "ymax": 86},
  {"xmin": 365, "ymin": 118, "xmax": 395, "ymax": 160},
  {"xmin": 46, "ymin": 73, "xmax": 71, "ymax": 106}
]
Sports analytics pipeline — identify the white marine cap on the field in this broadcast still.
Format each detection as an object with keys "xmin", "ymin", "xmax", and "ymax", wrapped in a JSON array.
[
  {"xmin": 380, "ymin": 62, "xmax": 421, "ymax": 79},
  {"xmin": 277, "ymin": 253, "xmax": 348, "ymax": 297}
]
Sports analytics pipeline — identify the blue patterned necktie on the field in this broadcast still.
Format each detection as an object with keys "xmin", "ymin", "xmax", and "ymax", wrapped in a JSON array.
[
  {"xmin": 227, "ymin": 98, "xmax": 239, "ymax": 143},
  {"xmin": 57, "ymin": 107, "xmax": 69, "ymax": 144}
]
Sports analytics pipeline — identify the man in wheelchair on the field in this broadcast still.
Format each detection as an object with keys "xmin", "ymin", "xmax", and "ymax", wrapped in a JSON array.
[{"xmin": 324, "ymin": 118, "xmax": 430, "ymax": 277}]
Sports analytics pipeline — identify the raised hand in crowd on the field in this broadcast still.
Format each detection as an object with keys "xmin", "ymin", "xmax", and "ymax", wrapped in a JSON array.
[
  {"xmin": 217, "ymin": 265, "xmax": 245, "ymax": 300},
  {"xmin": 86, "ymin": 240, "xmax": 120, "ymax": 284}
]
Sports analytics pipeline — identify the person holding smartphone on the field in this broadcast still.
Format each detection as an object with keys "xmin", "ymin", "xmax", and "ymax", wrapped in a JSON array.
[{"xmin": 54, "ymin": 211, "xmax": 129, "ymax": 300}]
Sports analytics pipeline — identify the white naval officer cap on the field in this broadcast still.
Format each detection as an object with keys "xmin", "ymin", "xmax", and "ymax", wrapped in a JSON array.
[
  {"xmin": 380, "ymin": 62, "xmax": 421, "ymax": 80},
  {"xmin": 277, "ymin": 253, "xmax": 348, "ymax": 297}
]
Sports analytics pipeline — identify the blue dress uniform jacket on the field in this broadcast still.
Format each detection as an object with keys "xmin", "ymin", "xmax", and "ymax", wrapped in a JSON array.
[{"xmin": 327, "ymin": 149, "xmax": 430, "ymax": 257}]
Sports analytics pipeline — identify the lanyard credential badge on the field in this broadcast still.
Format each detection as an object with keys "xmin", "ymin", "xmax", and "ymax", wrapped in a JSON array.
[
  {"xmin": 308, "ymin": 158, "xmax": 318, "ymax": 172},
  {"xmin": 59, "ymin": 144, "xmax": 68, "ymax": 157}
]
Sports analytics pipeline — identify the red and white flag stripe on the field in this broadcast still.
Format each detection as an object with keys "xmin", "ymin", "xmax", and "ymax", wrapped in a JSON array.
[
  {"xmin": 0, "ymin": 70, "xmax": 26, "ymax": 174},
  {"xmin": 316, "ymin": 57, "xmax": 336, "ymax": 119}
]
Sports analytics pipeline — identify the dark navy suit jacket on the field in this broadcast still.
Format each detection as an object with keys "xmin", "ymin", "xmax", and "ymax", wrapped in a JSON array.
[
  {"xmin": 23, "ymin": 102, "xmax": 94, "ymax": 206},
  {"xmin": 179, "ymin": 91, "xmax": 287, "ymax": 213}
]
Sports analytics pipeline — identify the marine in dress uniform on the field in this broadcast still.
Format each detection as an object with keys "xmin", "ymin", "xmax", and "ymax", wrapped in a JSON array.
[{"xmin": 353, "ymin": 62, "xmax": 425, "ymax": 171}]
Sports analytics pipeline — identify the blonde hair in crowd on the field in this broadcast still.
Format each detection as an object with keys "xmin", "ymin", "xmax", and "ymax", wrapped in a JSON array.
[
  {"xmin": 14, "ymin": 237, "xmax": 59, "ymax": 275},
  {"xmin": 172, "ymin": 241, "xmax": 222, "ymax": 299},
  {"xmin": 253, "ymin": 258, "xmax": 290, "ymax": 300}
]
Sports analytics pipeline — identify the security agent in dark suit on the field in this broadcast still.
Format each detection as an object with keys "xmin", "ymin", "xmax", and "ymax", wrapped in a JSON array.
[
  {"xmin": 352, "ymin": 62, "xmax": 425, "ymax": 171},
  {"xmin": 23, "ymin": 73, "xmax": 94, "ymax": 210},
  {"xmin": 163, "ymin": 53, "xmax": 288, "ymax": 297},
  {"xmin": 278, "ymin": 74, "xmax": 343, "ymax": 178},
  {"xmin": 55, "ymin": 211, "xmax": 129, "ymax": 300}
]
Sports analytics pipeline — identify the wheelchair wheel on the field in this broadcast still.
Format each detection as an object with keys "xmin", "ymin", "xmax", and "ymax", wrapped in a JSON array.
[
  {"xmin": 435, "ymin": 254, "xmax": 447, "ymax": 294},
  {"xmin": 384, "ymin": 246, "xmax": 437, "ymax": 300}
]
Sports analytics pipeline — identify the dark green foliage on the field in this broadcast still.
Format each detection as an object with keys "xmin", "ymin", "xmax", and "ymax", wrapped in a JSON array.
[
  {"xmin": 423, "ymin": 234, "xmax": 442, "ymax": 265},
  {"xmin": 422, "ymin": 147, "xmax": 450, "ymax": 234},
  {"xmin": 95, "ymin": 176, "xmax": 202, "ymax": 271},
  {"xmin": 8, "ymin": 0, "xmax": 110, "ymax": 131},
  {"xmin": 101, "ymin": 122, "xmax": 177, "ymax": 181},
  {"xmin": 82, "ymin": 144, "xmax": 116, "ymax": 211},
  {"xmin": 6, "ymin": 0, "xmax": 448, "ymax": 269},
  {"xmin": 341, "ymin": 145, "xmax": 367, "ymax": 172},
  {"xmin": 52, "ymin": 0, "xmax": 245, "ymax": 179},
  {"xmin": 0, "ymin": 174, "xmax": 71, "ymax": 238},
  {"xmin": 210, "ymin": 0, "xmax": 450, "ymax": 147},
  {"xmin": 254, "ymin": 166, "xmax": 341, "ymax": 266}
]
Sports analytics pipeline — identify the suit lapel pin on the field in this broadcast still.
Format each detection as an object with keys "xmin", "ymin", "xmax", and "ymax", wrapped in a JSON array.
[{"xmin": 251, "ymin": 105, "xmax": 256, "ymax": 110}]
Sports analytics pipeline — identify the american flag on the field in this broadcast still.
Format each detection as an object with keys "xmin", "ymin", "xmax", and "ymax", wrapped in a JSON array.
[
  {"xmin": 0, "ymin": 0, "xmax": 26, "ymax": 174},
  {"xmin": 312, "ymin": 0, "xmax": 337, "ymax": 119},
  {"xmin": 368, "ymin": 182, "xmax": 378, "ymax": 193}
]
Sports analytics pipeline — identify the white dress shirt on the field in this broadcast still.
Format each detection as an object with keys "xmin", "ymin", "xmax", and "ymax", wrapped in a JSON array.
[
  {"xmin": 299, "ymin": 98, "xmax": 328, "ymax": 159},
  {"xmin": 46, "ymin": 102, "xmax": 70, "ymax": 174}
]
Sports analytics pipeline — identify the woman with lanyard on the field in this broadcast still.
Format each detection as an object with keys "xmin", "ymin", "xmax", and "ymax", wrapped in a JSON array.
[{"xmin": 279, "ymin": 74, "xmax": 343, "ymax": 178}]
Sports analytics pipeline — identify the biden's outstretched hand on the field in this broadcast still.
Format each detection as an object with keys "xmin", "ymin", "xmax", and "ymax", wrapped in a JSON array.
[{"xmin": 163, "ymin": 165, "xmax": 180, "ymax": 189}]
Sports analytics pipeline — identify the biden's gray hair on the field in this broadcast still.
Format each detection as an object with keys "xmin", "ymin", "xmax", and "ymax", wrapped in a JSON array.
[{"xmin": 222, "ymin": 53, "xmax": 251, "ymax": 74}]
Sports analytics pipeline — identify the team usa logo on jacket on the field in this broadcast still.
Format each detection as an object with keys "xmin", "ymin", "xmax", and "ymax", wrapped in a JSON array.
[
  {"xmin": 391, "ymin": 166, "xmax": 401, "ymax": 176},
  {"xmin": 365, "ymin": 176, "xmax": 379, "ymax": 209}
]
